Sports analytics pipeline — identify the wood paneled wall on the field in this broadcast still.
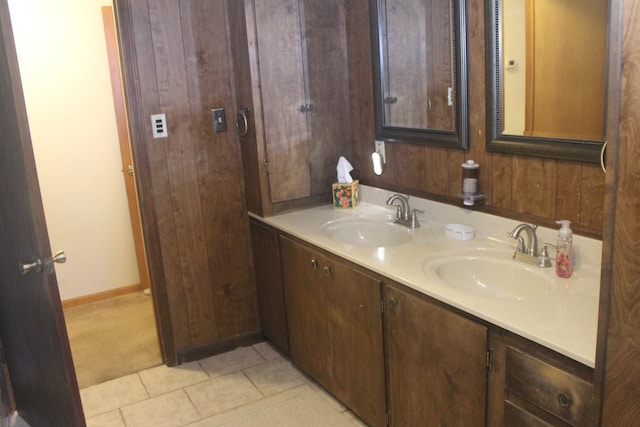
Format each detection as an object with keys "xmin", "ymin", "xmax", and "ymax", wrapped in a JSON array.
[
  {"xmin": 597, "ymin": 0, "xmax": 640, "ymax": 422},
  {"xmin": 115, "ymin": 0, "xmax": 259, "ymax": 363},
  {"xmin": 347, "ymin": 0, "xmax": 605, "ymax": 237}
]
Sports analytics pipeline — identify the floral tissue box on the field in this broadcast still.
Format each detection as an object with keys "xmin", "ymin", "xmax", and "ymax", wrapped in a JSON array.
[{"xmin": 332, "ymin": 180, "xmax": 359, "ymax": 208}]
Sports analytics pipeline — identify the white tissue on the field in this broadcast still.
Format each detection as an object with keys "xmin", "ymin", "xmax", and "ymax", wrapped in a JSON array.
[{"xmin": 336, "ymin": 156, "xmax": 354, "ymax": 184}]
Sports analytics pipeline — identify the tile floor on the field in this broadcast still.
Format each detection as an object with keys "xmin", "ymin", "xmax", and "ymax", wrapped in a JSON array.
[{"xmin": 82, "ymin": 342, "xmax": 367, "ymax": 427}]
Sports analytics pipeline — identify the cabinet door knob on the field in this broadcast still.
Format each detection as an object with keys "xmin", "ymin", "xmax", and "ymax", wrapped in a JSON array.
[
  {"xmin": 557, "ymin": 392, "xmax": 572, "ymax": 408},
  {"xmin": 388, "ymin": 298, "xmax": 398, "ymax": 309},
  {"xmin": 310, "ymin": 259, "xmax": 318, "ymax": 270},
  {"xmin": 323, "ymin": 266, "xmax": 331, "ymax": 277}
]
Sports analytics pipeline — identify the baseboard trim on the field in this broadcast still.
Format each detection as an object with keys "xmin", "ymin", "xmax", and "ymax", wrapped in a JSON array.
[
  {"xmin": 62, "ymin": 283, "xmax": 143, "ymax": 309},
  {"xmin": 175, "ymin": 331, "xmax": 264, "ymax": 366}
]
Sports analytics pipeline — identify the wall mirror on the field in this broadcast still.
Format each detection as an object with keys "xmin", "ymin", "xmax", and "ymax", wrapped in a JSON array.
[
  {"xmin": 370, "ymin": 0, "xmax": 469, "ymax": 149},
  {"xmin": 486, "ymin": 0, "xmax": 608, "ymax": 162}
]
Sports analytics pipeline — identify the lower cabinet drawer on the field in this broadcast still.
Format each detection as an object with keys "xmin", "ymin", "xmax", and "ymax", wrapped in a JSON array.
[
  {"xmin": 506, "ymin": 347, "xmax": 594, "ymax": 425},
  {"xmin": 504, "ymin": 400, "xmax": 556, "ymax": 427}
]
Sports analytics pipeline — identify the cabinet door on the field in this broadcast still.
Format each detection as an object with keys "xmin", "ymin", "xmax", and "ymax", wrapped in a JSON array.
[
  {"xmin": 280, "ymin": 237, "xmax": 329, "ymax": 379},
  {"xmin": 252, "ymin": 0, "xmax": 352, "ymax": 204},
  {"xmin": 302, "ymin": 0, "xmax": 352, "ymax": 195},
  {"xmin": 385, "ymin": 283, "xmax": 488, "ymax": 427},
  {"xmin": 249, "ymin": 220, "xmax": 289, "ymax": 353},
  {"xmin": 254, "ymin": 0, "xmax": 310, "ymax": 203},
  {"xmin": 322, "ymin": 248, "xmax": 386, "ymax": 427},
  {"xmin": 281, "ymin": 237, "xmax": 387, "ymax": 427}
]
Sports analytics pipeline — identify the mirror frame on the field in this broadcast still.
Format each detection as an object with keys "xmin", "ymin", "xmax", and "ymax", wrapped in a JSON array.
[
  {"xmin": 485, "ymin": 0, "xmax": 605, "ymax": 163},
  {"xmin": 369, "ymin": 0, "xmax": 469, "ymax": 150}
]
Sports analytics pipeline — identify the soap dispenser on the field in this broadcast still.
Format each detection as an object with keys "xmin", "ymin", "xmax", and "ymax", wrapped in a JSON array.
[{"xmin": 555, "ymin": 220, "xmax": 573, "ymax": 278}]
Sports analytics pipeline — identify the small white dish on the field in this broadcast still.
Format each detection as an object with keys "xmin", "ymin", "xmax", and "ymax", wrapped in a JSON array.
[{"xmin": 444, "ymin": 224, "xmax": 475, "ymax": 240}]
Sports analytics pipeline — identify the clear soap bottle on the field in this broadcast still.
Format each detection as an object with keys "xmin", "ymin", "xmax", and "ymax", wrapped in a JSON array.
[{"xmin": 555, "ymin": 220, "xmax": 573, "ymax": 278}]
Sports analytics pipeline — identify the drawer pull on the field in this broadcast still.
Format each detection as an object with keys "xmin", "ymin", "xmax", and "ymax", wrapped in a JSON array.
[
  {"xmin": 557, "ymin": 392, "xmax": 572, "ymax": 408},
  {"xmin": 310, "ymin": 259, "xmax": 318, "ymax": 270},
  {"xmin": 323, "ymin": 266, "xmax": 331, "ymax": 277}
]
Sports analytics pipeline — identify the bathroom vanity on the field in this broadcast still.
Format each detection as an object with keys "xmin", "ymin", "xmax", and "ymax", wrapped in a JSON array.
[{"xmin": 249, "ymin": 186, "xmax": 601, "ymax": 426}]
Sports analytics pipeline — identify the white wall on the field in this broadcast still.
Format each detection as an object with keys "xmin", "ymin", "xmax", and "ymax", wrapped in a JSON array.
[{"xmin": 8, "ymin": 0, "xmax": 140, "ymax": 300}]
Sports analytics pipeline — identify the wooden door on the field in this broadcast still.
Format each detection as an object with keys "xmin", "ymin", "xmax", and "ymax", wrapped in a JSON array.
[
  {"xmin": 385, "ymin": 283, "xmax": 487, "ymax": 427},
  {"xmin": 0, "ymin": 1, "xmax": 85, "ymax": 424},
  {"xmin": 526, "ymin": 0, "xmax": 606, "ymax": 140}
]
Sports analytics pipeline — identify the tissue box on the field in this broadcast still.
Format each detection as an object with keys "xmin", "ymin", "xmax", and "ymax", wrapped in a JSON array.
[{"xmin": 332, "ymin": 180, "xmax": 359, "ymax": 208}]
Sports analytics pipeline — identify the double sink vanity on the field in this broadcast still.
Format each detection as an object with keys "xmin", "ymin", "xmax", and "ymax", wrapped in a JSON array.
[{"xmin": 250, "ymin": 185, "xmax": 602, "ymax": 426}]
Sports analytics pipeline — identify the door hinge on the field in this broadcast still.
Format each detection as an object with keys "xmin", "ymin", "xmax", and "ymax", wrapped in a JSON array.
[
  {"xmin": 487, "ymin": 349, "xmax": 493, "ymax": 370},
  {"xmin": 263, "ymin": 160, "xmax": 269, "ymax": 175}
]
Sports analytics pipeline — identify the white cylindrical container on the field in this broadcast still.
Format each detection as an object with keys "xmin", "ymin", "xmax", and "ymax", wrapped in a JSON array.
[{"xmin": 461, "ymin": 160, "xmax": 480, "ymax": 206}]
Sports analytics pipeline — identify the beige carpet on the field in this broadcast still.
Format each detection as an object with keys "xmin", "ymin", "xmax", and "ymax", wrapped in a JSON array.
[{"xmin": 64, "ymin": 291, "xmax": 162, "ymax": 389}]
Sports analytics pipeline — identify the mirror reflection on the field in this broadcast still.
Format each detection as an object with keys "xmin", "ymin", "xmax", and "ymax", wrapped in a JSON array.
[
  {"xmin": 380, "ymin": 0, "xmax": 455, "ymax": 131},
  {"xmin": 371, "ymin": 0, "xmax": 468, "ymax": 149},
  {"xmin": 500, "ymin": 0, "xmax": 607, "ymax": 141}
]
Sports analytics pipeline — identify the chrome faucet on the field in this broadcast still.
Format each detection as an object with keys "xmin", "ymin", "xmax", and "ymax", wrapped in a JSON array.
[
  {"xmin": 386, "ymin": 194, "xmax": 423, "ymax": 228},
  {"xmin": 509, "ymin": 223, "xmax": 539, "ymax": 257}
]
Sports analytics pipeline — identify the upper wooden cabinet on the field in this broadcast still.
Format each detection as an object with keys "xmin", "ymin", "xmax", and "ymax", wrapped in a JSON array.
[{"xmin": 229, "ymin": 0, "xmax": 353, "ymax": 216}]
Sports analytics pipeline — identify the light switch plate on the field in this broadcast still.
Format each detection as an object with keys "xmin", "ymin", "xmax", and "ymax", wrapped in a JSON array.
[
  {"xmin": 151, "ymin": 113, "xmax": 168, "ymax": 138},
  {"xmin": 212, "ymin": 108, "xmax": 227, "ymax": 133},
  {"xmin": 374, "ymin": 140, "xmax": 386, "ymax": 164}
]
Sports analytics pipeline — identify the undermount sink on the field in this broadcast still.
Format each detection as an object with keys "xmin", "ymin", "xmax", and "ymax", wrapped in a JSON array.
[
  {"xmin": 321, "ymin": 216, "xmax": 413, "ymax": 248},
  {"xmin": 422, "ymin": 248, "xmax": 552, "ymax": 300}
]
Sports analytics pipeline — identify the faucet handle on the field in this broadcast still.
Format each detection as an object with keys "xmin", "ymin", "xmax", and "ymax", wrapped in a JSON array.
[
  {"xmin": 507, "ymin": 231, "xmax": 526, "ymax": 253},
  {"xmin": 538, "ymin": 243, "xmax": 557, "ymax": 268},
  {"xmin": 410, "ymin": 209, "xmax": 424, "ymax": 228}
]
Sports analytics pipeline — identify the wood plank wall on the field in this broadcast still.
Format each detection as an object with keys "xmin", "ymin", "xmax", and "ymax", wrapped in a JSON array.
[
  {"xmin": 116, "ymin": 0, "xmax": 259, "ymax": 361},
  {"xmin": 347, "ymin": 0, "xmax": 605, "ymax": 237},
  {"xmin": 598, "ymin": 0, "xmax": 640, "ymax": 422}
]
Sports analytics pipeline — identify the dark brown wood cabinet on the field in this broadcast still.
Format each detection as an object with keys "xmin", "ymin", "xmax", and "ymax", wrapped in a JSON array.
[
  {"xmin": 280, "ymin": 236, "xmax": 387, "ymax": 427},
  {"xmin": 384, "ymin": 282, "xmax": 488, "ymax": 426},
  {"xmin": 249, "ymin": 219, "xmax": 289, "ymax": 354},
  {"xmin": 249, "ymin": 220, "xmax": 598, "ymax": 427},
  {"xmin": 230, "ymin": 0, "xmax": 353, "ymax": 216},
  {"xmin": 488, "ymin": 331, "xmax": 595, "ymax": 426}
]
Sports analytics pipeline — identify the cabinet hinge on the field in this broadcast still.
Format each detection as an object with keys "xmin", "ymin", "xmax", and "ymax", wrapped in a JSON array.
[
  {"xmin": 380, "ymin": 299, "xmax": 384, "ymax": 314},
  {"xmin": 263, "ymin": 160, "xmax": 269, "ymax": 175},
  {"xmin": 486, "ymin": 349, "xmax": 493, "ymax": 370},
  {"xmin": 386, "ymin": 411, "xmax": 391, "ymax": 426}
]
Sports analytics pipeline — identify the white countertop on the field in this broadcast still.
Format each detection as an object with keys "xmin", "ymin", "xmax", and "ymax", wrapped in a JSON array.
[{"xmin": 253, "ymin": 185, "xmax": 602, "ymax": 367}]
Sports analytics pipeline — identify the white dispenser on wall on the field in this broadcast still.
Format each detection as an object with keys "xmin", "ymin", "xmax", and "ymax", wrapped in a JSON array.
[{"xmin": 458, "ymin": 160, "xmax": 485, "ymax": 206}]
